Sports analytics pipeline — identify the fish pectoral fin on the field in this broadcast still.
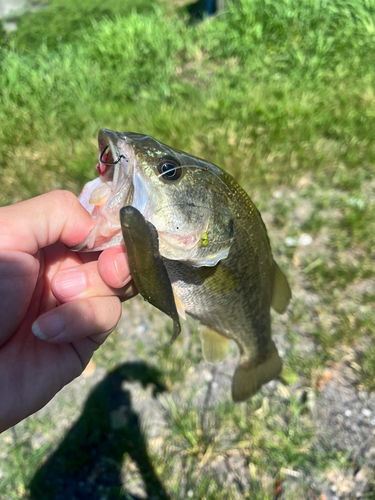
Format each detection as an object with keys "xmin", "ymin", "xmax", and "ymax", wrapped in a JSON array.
[
  {"xmin": 172, "ymin": 288, "xmax": 186, "ymax": 320},
  {"xmin": 271, "ymin": 261, "xmax": 292, "ymax": 314},
  {"xmin": 190, "ymin": 263, "xmax": 238, "ymax": 296},
  {"xmin": 231, "ymin": 345, "xmax": 282, "ymax": 402},
  {"xmin": 201, "ymin": 327, "xmax": 229, "ymax": 364}
]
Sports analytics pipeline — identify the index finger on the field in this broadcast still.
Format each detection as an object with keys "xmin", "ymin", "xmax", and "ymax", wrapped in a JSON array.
[{"xmin": 0, "ymin": 191, "xmax": 94, "ymax": 254}]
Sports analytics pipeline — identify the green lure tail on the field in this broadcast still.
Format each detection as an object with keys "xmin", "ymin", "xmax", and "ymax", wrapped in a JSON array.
[{"xmin": 120, "ymin": 206, "xmax": 181, "ymax": 344}]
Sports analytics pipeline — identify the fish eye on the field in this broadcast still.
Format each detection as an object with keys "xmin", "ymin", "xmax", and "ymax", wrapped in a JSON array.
[{"xmin": 157, "ymin": 157, "xmax": 182, "ymax": 181}]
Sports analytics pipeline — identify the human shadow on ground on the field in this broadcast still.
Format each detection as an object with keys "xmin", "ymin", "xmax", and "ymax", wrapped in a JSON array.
[{"xmin": 28, "ymin": 361, "xmax": 170, "ymax": 500}]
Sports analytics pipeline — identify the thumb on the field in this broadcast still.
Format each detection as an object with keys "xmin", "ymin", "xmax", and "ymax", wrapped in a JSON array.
[{"xmin": 0, "ymin": 191, "xmax": 94, "ymax": 254}]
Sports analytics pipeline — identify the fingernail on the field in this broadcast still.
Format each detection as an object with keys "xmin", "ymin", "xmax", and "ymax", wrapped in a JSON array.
[
  {"xmin": 114, "ymin": 251, "xmax": 130, "ymax": 285},
  {"xmin": 54, "ymin": 269, "xmax": 86, "ymax": 299},
  {"xmin": 32, "ymin": 312, "xmax": 65, "ymax": 341}
]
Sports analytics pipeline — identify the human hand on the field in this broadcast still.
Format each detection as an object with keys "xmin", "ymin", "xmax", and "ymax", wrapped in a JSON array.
[{"xmin": 0, "ymin": 191, "xmax": 135, "ymax": 432}]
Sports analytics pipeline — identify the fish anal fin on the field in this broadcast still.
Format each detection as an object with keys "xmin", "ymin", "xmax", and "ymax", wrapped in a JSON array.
[
  {"xmin": 201, "ymin": 327, "xmax": 229, "ymax": 364},
  {"xmin": 231, "ymin": 347, "xmax": 282, "ymax": 402},
  {"xmin": 271, "ymin": 261, "xmax": 292, "ymax": 314}
]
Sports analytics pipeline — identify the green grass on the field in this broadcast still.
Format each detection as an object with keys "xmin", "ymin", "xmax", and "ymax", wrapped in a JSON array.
[
  {"xmin": 1, "ymin": 0, "xmax": 375, "ymax": 497},
  {"xmin": 12, "ymin": 0, "xmax": 160, "ymax": 50}
]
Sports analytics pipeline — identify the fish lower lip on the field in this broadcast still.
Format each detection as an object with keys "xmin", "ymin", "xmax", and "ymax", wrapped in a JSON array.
[{"xmin": 159, "ymin": 230, "xmax": 200, "ymax": 250}]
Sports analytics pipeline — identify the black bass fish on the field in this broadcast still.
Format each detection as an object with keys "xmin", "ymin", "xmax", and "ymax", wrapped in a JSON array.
[{"xmin": 74, "ymin": 129, "xmax": 291, "ymax": 401}]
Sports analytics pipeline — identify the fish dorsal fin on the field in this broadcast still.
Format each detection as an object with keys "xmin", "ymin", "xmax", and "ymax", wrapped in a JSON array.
[
  {"xmin": 271, "ymin": 261, "xmax": 292, "ymax": 314},
  {"xmin": 201, "ymin": 327, "xmax": 229, "ymax": 364}
]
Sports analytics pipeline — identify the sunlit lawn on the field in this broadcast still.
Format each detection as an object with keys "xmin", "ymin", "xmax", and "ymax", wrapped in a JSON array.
[{"xmin": 1, "ymin": 0, "xmax": 374, "ymax": 497}]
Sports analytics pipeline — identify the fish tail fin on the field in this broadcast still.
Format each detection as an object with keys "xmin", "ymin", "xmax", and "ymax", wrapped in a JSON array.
[
  {"xmin": 271, "ymin": 260, "xmax": 292, "ymax": 314},
  {"xmin": 231, "ymin": 344, "xmax": 282, "ymax": 402},
  {"xmin": 201, "ymin": 327, "xmax": 229, "ymax": 364}
]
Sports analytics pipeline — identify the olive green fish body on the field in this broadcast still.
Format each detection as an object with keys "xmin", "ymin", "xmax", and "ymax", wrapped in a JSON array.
[
  {"xmin": 164, "ymin": 173, "xmax": 284, "ymax": 400},
  {"xmin": 75, "ymin": 129, "xmax": 291, "ymax": 401}
]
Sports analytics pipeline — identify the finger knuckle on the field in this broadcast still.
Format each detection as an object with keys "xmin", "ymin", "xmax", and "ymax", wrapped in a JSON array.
[
  {"xmin": 108, "ymin": 296, "xmax": 122, "ymax": 325},
  {"xmin": 85, "ymin": 297, "xmax": 121, "ymax": 333},
  {"xmin": 54, "ymin": 190, "xmax": 78, "ymax": 206}
]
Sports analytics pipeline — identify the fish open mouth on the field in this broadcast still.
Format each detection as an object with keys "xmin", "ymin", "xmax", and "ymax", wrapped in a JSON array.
[
  {"xmin": 74, "ymin": 130, "xmax": 135, "ymax": 251},
  {"xmin": 96, "ymin": 145, "xmax": 115, "ymax": 178},
  {"xmin": 96, "ymin": 128, "xmax": 129, "ymax": 179}
]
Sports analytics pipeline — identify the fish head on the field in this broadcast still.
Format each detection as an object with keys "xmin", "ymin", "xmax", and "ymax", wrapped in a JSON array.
[{"xmin": 75, "ymin": 129, "xmax": 234, "ymax": 266}]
